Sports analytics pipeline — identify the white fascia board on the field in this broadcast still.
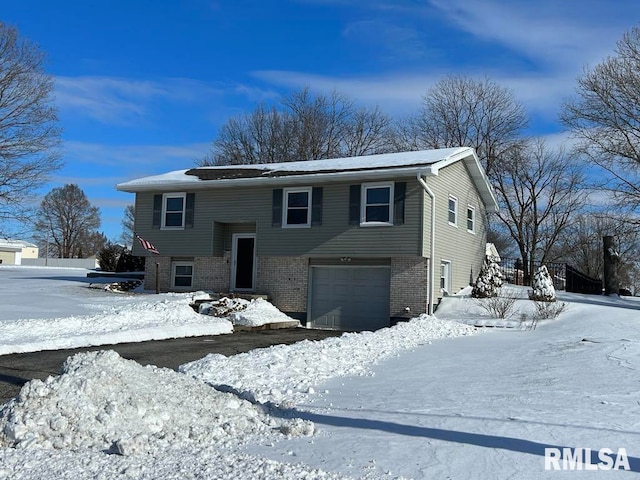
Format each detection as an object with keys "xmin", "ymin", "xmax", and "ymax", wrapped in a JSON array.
[{"xmin": 116, "ymin": 166, "xmax": 444, "ymax": 193}]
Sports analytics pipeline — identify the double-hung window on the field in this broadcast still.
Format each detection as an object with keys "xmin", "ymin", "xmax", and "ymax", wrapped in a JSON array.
[
  {"xmin": 283, "ymin": 187, "xmax": 312, "ymax": 227},
  {"xmin": 361, "ymin": 182, "xmax": 394, "ymax": 225},
  {"xmin": 171, "ymin": 261, "xmax": 193, "ymax": 289},
  {"xmin": 448, "ymin": 195, "xmax": 458, "ymax": 226},
  {"xmin": 467, "ymin": 205, "xmax": 476, "ymax": 233},
  {"xmin": 163, "ymin": 193, "xmax": 186, "ymax": 229}
]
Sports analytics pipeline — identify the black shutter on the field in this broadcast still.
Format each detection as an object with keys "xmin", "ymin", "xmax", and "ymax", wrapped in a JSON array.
[
  {"xmin": 272, "ymin": 189, "xmax": 283, "ymax": 227},
  {"xmin": 152, "ymin": 194, "xmax": 162, "ymax": 228},
  {"xmin": 185, "ymin": 193, "xmax": 195, "ymax": 228},
  {"xmin": 349, "ymin": 185, "xmax": 361, "ymax": 225},
  {"xmin": 394, "ymin": 181, "xmax": 406, "ymax": 225},
  {"xmin": 311, "ymin": 187, "xmax": 323, "ymax": 226}
]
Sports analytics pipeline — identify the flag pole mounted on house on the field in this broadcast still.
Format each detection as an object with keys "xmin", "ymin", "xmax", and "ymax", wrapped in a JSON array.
[{"xmin": 135, "ymin": 233, "xmax": 160, "ymax": 294}]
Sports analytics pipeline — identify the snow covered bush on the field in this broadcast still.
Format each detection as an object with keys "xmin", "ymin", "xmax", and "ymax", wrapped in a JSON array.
[
  {"xmin": 530, "ymin": 265, "xmax": 556, "ymax": 302},
  {"xmin": 472, "ymin": 258, "xmax": 503, "ymax": 298}
]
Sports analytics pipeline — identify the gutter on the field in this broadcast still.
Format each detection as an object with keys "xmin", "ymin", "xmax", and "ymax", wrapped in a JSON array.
[{"xmin": 416, "ymin": 170, "xmax": 437, "ymax": 316}]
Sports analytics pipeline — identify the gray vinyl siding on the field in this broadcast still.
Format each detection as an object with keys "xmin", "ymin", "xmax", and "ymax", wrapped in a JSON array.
[
  {"xmin": 262, "ymin": 179, "xmax": 422, "ymax": 257},
  {"xmin": 132, "ymin": 177, "xmax": 423, "ymax": 258},
  {"xmin": 422, "ymin": 161, "xmax": 488, "ymax": 298}
]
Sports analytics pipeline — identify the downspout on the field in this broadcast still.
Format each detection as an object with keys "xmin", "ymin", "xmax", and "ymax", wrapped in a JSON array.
[{"xmin": 417, "ymin": 172, "xmax": 436, "ymax": 315}]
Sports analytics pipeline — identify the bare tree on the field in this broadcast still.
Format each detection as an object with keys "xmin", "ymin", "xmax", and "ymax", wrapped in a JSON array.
[
  {"xmin": 343, "ymin": 106, "xmax": 395, "ymax": 157},
  {"xmin": 200, "ymin": 88, "xmax": 397, "ymax": 166},
  {"xmin": 0, "ymin": 22, "xmax": 62, "ymax": 233},
  {"xmin": 119, "ymin": 204, "xmax": 135, "ymax": 247},
  {"xmin": 402, "ymin": 75, "xmax": 528, "ymax": 178},
  {"xmin": 561, "ymin": 26, "xmax": 640, "ymax": 213},
  {"xmin": 493, "ymin": 139, "xmax": 586, "ymax": 283},
  {"xmin": 34, "ymin": 184, "xmax": 101, "ymax": 258},
  {"xmin": 203, "ymin": 104, "xmax": 296, "ymax": 165},
  {"xmin": 553, "ymin": 211, "xmax": 640, "ymax": 285}
]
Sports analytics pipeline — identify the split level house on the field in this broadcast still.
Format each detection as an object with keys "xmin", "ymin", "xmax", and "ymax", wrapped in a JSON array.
[{"xmin": 117, "ymin": 147, "xmax": 498, "ymax": 331}]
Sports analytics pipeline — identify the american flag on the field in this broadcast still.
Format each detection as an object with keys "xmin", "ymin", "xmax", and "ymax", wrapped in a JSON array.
[{"xmin": 135, "ymin": 234, "xmax": 160, "ymax": 255}]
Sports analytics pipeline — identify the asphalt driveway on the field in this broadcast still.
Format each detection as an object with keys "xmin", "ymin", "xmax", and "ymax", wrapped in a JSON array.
[{"xmin": 0, "ymin": 328, "xmax": 343, "ymax": 405}]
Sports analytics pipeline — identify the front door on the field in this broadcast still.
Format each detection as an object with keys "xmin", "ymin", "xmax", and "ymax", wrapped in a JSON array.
[{"xmin": 232, "ymin": 234, "xmax": 256, "ymax": 291}]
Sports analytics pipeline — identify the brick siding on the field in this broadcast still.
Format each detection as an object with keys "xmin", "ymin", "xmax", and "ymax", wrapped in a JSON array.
[
  {"xmin": 147, "ymin": 254, "xmax": 429, "ymax": 325},
  {"xmin": 390, "ymin": 257, "xmax": 429, "ymax": 319},
  {"xmin": 256, "ymin": 256, "xmax": 308, "ymax": 313}
]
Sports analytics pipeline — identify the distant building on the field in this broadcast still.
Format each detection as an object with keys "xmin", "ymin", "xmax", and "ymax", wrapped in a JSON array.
[{"xmin": 0, "ymin": 239, "xmax": 39, "ymax": 265}]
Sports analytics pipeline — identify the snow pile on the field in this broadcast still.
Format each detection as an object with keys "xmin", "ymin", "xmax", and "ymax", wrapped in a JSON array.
[
  {"xmin": 181, "ymin": 316, "xmax": 477, "ymax": 405},
  {"xmin": 0, "ymin": 293, "xmax": 233, "ymax": 355},
  {"xmin": 198, "ymin": 296, "xmax": 251, "ymax": 316},
  {"xmin": 229, "ymin": 298, "xmax": 300, "ymax": 327},
  {"xmin": 0, "ymin": 350, "xmax": 313, "ymax": 454},
  {"xmin": 530, "ymin": 265, "xmax": 556, "ymax": 301},
  {"xmin": 198, "ymin": 297, "xmax": 299, "ymax": 327}
]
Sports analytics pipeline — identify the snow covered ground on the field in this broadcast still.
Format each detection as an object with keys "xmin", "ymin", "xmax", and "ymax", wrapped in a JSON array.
[
  {"xmin": 0, "ymin": 266, "xmax": 232, "ymax": 355},
  {"xmin": 1, "ymin": 266, "xmax": 640, "ymax": 478}
]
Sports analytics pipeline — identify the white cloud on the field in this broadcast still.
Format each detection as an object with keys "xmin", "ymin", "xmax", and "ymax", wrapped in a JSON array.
[
  {"xmin": 63, "ymin": 141, "xmax": 211, "ymax": 180},
  {"xmin": 428, "ymin": 0, "xmax": 630, "ymax": 68},
  {"xmin": 55, "ymin": 76, "xmax": 165, "ymax": 124},
  {"xmin": 252, "ymin": 68, "xmax": 577, "ymax": 130},
  {"xmin": 54, "ymin": 76, "xmax": 223, "ymax": 125},
  {"xmin": 252, "ymin": 70, "xmax": 439, "ymax": 115}
]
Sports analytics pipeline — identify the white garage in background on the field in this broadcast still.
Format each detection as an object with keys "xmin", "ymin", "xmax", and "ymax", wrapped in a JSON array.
[{"xmin": 0, "ymin": 239, "xmax": 39, "ymax": 265}]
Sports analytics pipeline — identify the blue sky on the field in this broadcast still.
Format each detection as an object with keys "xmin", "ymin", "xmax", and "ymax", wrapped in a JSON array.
[{"xmin": 3, "ymin": 0, "xmax": 640, "ymax": 241}]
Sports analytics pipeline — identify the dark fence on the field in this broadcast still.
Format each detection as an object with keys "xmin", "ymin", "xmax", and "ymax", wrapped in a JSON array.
[
  {"xmin": 499, "ymin": 258, "xmax": 602, "ymax": 295},
  {"xmin": 499, "ymin": 258, "xmax": 566, "ymax": 290},
  {"xmin": 565, "ymin": 265, "xmax": 603, "ymax": 295}
]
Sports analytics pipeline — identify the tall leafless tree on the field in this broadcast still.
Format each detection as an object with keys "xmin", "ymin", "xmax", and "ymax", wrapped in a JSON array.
[
  {"xmin": 200, "ymin": 88, "xmax": 396, "ymax": 165},
  {"xmin": 399, "ymin": 75, "xmax": 528, "ymax": 178},
  {"xmin": 119, "ymin": 204, "xmax": 135, "ymax": 247},
  {"xmin": 562, "ymin": 26, "xmax": 640, "ymax": 215},
  {"xmin": 493, "ymin": 139, "xmax": 586, "ymax": 283},
  {"xmin": 342, "ymin": 106, "xmax": 395, "ymax": 157},
  {"xmin": 0, "ymin": 22, "xmax": 62, "ymax": 233},
  {"xmin": 34, "ymin": 184, "xmax": 102, "ymax": 258}
]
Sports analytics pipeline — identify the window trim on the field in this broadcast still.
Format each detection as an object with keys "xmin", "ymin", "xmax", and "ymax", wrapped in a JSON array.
[
  {"xmin": 466, "ymin": 205, "xmax": 476, "ymax": 233},
  {"xmin": 171, "ymin": 261, "xmax": 194, "ymax": 290},
  {"xmin": 448, "ymin": 195, "xmax": 458, "ymax": 227},
  {"xmin": 360, "ymin": 182, "xmax": 394, "ymax": 226},
  {"xmin": 282, "ymin": 187, "xmax": 312, "ymax": 228},
  {"xmin": 162, "ymin": 192, "xmax": 186, "ymax": 230},
  {"xmin": 440, "ymin": 260, "xmax": 452, "ymax": 294}
]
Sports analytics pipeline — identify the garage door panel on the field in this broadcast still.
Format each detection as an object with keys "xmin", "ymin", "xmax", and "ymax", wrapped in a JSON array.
[{"xmin": 310, "ymin": 266, "xmax": 390, "ymax": 331}]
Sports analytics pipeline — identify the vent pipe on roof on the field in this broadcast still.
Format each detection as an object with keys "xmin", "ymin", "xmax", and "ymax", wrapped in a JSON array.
[{"xmin": 417, "ymin": 171, "xmax": 437, "ymax": 315}]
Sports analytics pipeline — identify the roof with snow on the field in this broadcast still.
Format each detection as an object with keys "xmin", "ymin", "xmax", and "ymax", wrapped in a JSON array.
[
  {"xmin": 117, "ymin": 147, "xmax": 498, "ymax": 211},
  {"xmin": 0, "ymin": 239, "xmax": 38, "ymax": 251}
]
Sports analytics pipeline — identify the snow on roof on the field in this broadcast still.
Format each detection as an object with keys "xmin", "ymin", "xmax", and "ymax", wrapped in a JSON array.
[
  {"xmin": 117, "ymin": 147, "xmax": 471, "ymax": 191},
  {"xmin": 116, "ymin": 147, "xmax": 498, "ymax": 211},
  {"xmin": 0, "ymin": 239, "xmax": 37, "ymax": 250}
]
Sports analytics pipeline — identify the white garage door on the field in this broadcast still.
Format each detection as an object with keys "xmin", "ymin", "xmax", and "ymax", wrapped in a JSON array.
[{"xmin": 309, "ymin": 266, "xmax": 390, "ymax": 331}]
